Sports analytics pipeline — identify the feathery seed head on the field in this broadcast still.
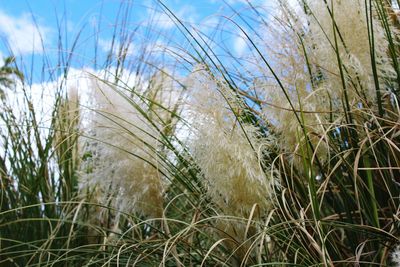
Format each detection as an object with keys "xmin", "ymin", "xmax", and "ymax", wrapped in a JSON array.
[
  {"xmin": 259, "ymin": 0, "xmax": 398, "ymax": 162},
  {"xmin": 392, "ymin": 244, "xmax": 400, "ymax": 266},
  {"xmin": 186, "ymin": 68, "xmax": 275, "ymax": 217},
  {"xmin": 80, "ymin": 76, "xmax": 166, "ymax": 218}
]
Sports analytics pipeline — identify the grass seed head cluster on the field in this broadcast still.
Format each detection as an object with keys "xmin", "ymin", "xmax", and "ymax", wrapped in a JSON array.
[
  {"xmin": 80, "ymin": 76, "xmax": 166, "ymax": 219},
  {"xmin": 186, "ymin": 67, "xmax": 275, "ymax": 217}
]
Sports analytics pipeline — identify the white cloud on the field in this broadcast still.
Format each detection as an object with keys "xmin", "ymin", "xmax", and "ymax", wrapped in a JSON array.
[
  {"xmin": 148, "ymin": 4, "xmax": 198, "ymax": 30},
  {"xmin": 234, "ymin": 31, "xmax": 247, "ymax": 56},
  {"xmin": 227, "ymin": 0, "xmax": 248, "ymax": 4},
  {"xmin": 155, "ymin": 12, "xmax": 176, "ymax": 29},
  {"xmin": 98, "ymin": 38, "xmax": 114, "ymax": 52},
  {"xmin": 199, "ymin": 16, "xmax": 219, "ymax": 33},
  {"xmin": 208, "ymin": 0, "xmax": 247, "ymax": 4},
  {"xmin": 97, "ymin": 38, "xmax": 136, "ymax": 58},
  {"xmin": 0, "ymin": 10, "xmax": 52, "ymax": 55},
  {"xmin": 7, "ymin": 67, "xmax": 139, "ymax": 133}
]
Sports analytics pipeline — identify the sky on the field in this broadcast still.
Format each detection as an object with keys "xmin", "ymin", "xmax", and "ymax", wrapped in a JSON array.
[{"xmin": 0, "ymin": 0, "xmax": 271, "ymax": 82}]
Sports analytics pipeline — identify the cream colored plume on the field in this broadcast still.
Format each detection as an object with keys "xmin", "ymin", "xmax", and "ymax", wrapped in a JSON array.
[
  {"xmin": 80, "ymin": 75, "xmax": 166, "ymax": 218},
  {"xmin": 186, "ymin": 66, "xmax": 275, "ymax": 217},
  {"xmin": 258, "ymin": 0, "xmax": 398, "ymax": 160}
]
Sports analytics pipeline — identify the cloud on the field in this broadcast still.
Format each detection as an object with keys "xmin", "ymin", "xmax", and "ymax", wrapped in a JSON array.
[
  {"xmin": 154, "ymin": 12, "xmax": 176, "ymax": 29},
  {"xmin": 198, "ymin": 16, "xmax": 219, "ymax": 33},
  {"xmin": 97, "ymin": 38, "xmax": 136, "ymax": 59},
  {"xmin": 234, "ymin": 31, "xmax": 247, "ymax": 56},
  {"xmin": 208, "ymin": 0, "xmax": 247, "ymax": 4},
  {"xmin": 0, "ymin": 10, "xmax": 52, "ymax": 55},
  {"xmin": 148, "ymin": 3, "xmax": 198, "ymax": 30}
]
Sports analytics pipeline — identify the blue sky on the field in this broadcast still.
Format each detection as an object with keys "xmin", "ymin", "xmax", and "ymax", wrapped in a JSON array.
[{"xmin": 0, "ymin": 0, "xmax": 269, "ymax": 81}]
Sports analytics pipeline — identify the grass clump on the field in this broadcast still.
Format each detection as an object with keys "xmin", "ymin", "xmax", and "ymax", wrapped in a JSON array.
[{"xmin": 2, "ymin": 0, "xmax": 400, "ymax": 266}]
